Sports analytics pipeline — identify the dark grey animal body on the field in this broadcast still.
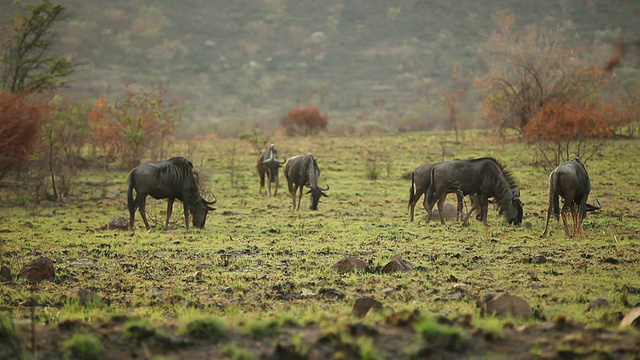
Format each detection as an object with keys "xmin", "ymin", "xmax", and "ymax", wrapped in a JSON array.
[
  {"xmin": 257, "ymin": 144, "xmax": 284, "ymax": 196},
  {"xmin": 541, "ymin": 157, "xmax": 601, "ymax": 237},
  {"xmin": 283, "ymin": 153, "xmax": 329, "ymax": 210},
  {"xmin": 127, "ymin": 157, "xmax": 217, "ymax": 231},
  {"xmin": 409, "ymin": 162, "xmax": 474, "ymax": 222},
  {"xmin": 425, "ymin": 157, "xmax": 523, "ymax": 226}
]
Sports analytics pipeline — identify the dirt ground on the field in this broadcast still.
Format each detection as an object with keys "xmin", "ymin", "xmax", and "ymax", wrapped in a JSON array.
[{"xmin": 2, "ymin": 313, "xmax": 639, "ymax": 360}]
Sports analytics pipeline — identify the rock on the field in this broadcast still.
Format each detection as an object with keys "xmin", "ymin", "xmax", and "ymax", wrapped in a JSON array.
[
  {"xmin": 18, "ymin": 256, "xmax": 55, "ymax": 282},
  {"xmin": 353, "ymin": 297, "xmax": 383, "ymax": 318},
  {"xmin": 331, "ymin": 256, "xmax": 368, "ymax": 273},
  {"xmin": 0, "ymin": 265, "xmax": 11, "ymax": 282},
  {"xmin": 382, "ymin": 254, "xmax": 414, "ymax": 273},
  {"xmin": 71, "ymin": 287, "xmax": 101, "ymax": 306},
  {"xmin": 531, "ymin": 254, "xmax": 548, "ymax": 264},
  {"xmin": 425, "ymin": 202, "xmax": 459, "ymax": 222},
  {"xmin": 479, "ymin": 292, "xmax": 532, "ymax": 318},
  {"xmin": 108, "ymin": 216, "xmax": 129, "ymax": 230},
  {"xmin": 620, "ymin": 307, "xmax": 640, "ymax": 328},
  {"xmin": 585, "ymin": 298, "xmax": 610, "ymax": 311}
]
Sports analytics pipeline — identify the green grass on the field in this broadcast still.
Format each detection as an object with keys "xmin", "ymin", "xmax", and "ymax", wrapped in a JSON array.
[
  {"xmin": 0, "ymin": 130, "xmax": 639, "ymax": 356},
  {"xmin": 64, "ymin": 333, "xmax": 101, "ymax": 360}
]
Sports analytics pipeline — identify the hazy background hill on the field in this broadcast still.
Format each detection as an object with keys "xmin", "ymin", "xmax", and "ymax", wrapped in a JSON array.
[{"xmin": 2, "ymin": 0, "xmax": 638, "ymax": 136}]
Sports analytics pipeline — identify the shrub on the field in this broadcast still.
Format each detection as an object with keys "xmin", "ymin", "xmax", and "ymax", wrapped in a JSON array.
[
  {"xmin": 0, "ymin": 91, "xmax": 47, "ymax": 180},
  {"xmin": 280, "ymin": 106, "xmax": 328, "ymax": 136}
]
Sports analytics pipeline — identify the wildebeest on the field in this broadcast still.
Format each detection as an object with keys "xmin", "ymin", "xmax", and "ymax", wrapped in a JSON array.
[
  {"xmin": 257, "ymin": 144, "xmax": 284, "ymax": 196},
  {"xmin": 409, "ymin": 162, "xmax": 478, "ymax": 222},
  {"xmin": 283, "ymin": 153, "xmax": 329, "ymax": 210},
  {"xmin": 425, "ymin": 157, "xmax": 523, "ymax": 226},
  {"xmin": 541, "ymin": 157, "xmax": 601, "ymax": 237},
  {"xmin": 127, "ymin": 157, "xmax": 217, "ymax": 231}
]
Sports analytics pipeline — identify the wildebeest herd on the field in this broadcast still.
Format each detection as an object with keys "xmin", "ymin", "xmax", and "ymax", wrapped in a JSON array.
[{"xmin": 126, "ymin": 145, "xmax": 600, "ymax": 237}]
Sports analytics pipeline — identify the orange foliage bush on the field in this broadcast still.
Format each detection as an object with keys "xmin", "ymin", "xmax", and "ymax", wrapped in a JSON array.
[
  {"xmin": 523, "ymin": 98, "xmax": 628, "ymax": 166},
  {"xmin": 0, "ymin": 91, "xmax": 46, "ymax": 179},
  {"xmin": 523, "ymin": 99, "xmax": 612, "ymax": 143},
  {"xmin": 280, "ymin": 106, "xmax": 328, "ymax": 136}
]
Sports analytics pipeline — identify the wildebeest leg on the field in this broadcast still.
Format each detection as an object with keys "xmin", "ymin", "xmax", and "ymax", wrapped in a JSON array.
[
  {"xmin": 541, "ymin": 202, "xmax": 555, "ymax": 237},
  {"xmin": 461, "ymin": 201, "xmax": 477, "ymax": 227},
  {"xmin": 182, "ymin": 199, "xmax": 191, "ymax": 231},
  {"xmin": 266, "ymin": 169, "xmax": 272, "ymax": 197},
  {"xmin": 291, "ymin": 184, "xmax": 300, "ymax": 210},
  {"xmin": 455, "ymin": 192, "xmax": 464, "ymax": 222},
  {"xmin": 296, "ymin": 186, "xmax": 304, "ymax": 211},
  {"xmin": 165, "ymin": 198, "xmax": 175, "ymax": 230},
  {"xmin": 259, "ymin": 170, "xmax": 266, "ymax": 195},
  {"xmin": 139, "ymin": 198, "xmax": 151, "ymax": 230},
  {"xmin": 436, "ymin": 193, "xmax": 448, "ymax": 225},
  {"xmin": 561, "ymin": 205, "xmax": 572, "ymax": 237},
  {"xmin": 274, "ymin": 174, "xmax": 279, "ymax": 196}
]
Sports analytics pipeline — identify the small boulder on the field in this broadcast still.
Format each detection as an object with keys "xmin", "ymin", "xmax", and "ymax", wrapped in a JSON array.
[
  {"xmin": 479, "ymin": 292, "xmax": 532, "ymax": 318},
  {"xmin": 331, "ymin": 256, "xmax": 368, "ymax": 273},
  {"xmin": 19, "ymin": 256, "xmax": 55, "ymax": 282},
  {"xmin": 108, "ymin": 216, "xmax": 129, "ymax": 230},
  {"xmin": 620, "ymin": 307, "xmax": 640, "ymax": 328},
  {"xmin": 353, "ymin": 297, "xmax": 383, "ymax": 318},
  {"xmin": 71, "ymin": 287, "xmax": 101, "ymax": 306},
  {"xmin": 382, "ymin": 254, "xmax": 414, "ymax": 273},
  {"xmin": 0, "ymin": 265, "xmax": 11, "ymax": 282},
  {"xmin": 585, "ymin": 298, "xmax": 610, "ymax": 312}
]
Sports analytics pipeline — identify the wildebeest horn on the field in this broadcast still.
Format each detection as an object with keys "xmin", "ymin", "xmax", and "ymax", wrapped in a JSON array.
[
  {"xmin": 205, "ymin": 194, "xmax": 218, "ymax": 205},
  {"xmin": 586, "ymin": 198, "xmax": 601, "ymax": 212},
  {"xmin": 322, "ymin": 185, "xmax": 329, "ymax": 191}
]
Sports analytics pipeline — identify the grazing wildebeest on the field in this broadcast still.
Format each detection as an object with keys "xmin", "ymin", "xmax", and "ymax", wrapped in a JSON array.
[
  {"xmin": 425, "ymin": 157, "xmax": 523, "ymax": 226},
  {"xmin": 408, "ymin": 162, "xmax": 482, "ymax": 222},
  {"xmin": 283, "ymin": 153, "xmax": 329, "ymax": 211},
  {"xmin": 541, "ymin": 157, "xmax": 601, "ymax": 237},
  {"xmin": 257, "ymin": 144, "xmax": 284, "ymax": 196},
  {"xmin": 127, "ymin": 157, "xmax": 217, "ymax": 231}
]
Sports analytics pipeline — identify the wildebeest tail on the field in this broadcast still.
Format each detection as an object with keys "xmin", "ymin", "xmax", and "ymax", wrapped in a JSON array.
[
  {"xmin": 426, "ymin": 167, "xmax": 437, "ymax": 205},
  {"xmin": 127, "ymin": 170, "xmax": 136, "ymax": 212},
  {"xmin": 408, "ymin": 171, "xmax": 416, "ymax": 208},
  {"xmin": 551, "ymin": 172, "xmax": 560, "ymax": 220}
]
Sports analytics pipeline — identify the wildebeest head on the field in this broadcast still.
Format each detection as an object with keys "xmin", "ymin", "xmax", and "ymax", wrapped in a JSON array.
[
  {"xmin": 307, "ymin": 184, "xmax": 329, "ymax": 210},
  {"xmin": 262, "ymin": 144, "xmax": 284, "ymax": 182},
  {"xmin": 190, "ymin": 194, "xmax": 217, "ymax": 228},
  {"xmin": 506, "ymin": 191, "xmax": 524, "ymax": 225}
]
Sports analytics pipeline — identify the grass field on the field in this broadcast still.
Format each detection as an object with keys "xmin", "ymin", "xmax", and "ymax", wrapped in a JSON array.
[{"xmin": 1, "ymin": 130, "xmax": 639, "ymax": 359}]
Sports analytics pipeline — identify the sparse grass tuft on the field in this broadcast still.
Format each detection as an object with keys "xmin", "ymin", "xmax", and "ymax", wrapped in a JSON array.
[
  {"xmin": 357, "ymin": 336, "xmax": 382, "ymax": 360},
  {"xmin": 472, "ymin": 316, "xmax": 504, "ymax": 340},
  {"xmin": 415, "ymin": 317, "xmax": 468, "ymax": 350},
  {"xmin": 222, "ymin": 343, "xmax": 257, "ymax": 360},
  {"xmin": 241, "ymin": 318, "xmax": 281, "ymax": 337},
  {"xmin": 123, "ymin": 319, "xmax": 158, "ymax": 340},
  {"xmin": 64, "ymin": 333, "xmax": 101, "ymax": 360},
  {"xmin": 178, "ymin": 315, "xmax": 226, "ymax": 340}
]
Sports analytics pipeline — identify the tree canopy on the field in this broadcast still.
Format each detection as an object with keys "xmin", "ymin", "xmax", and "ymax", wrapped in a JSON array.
[{"xmin": 0, "ymin": 0, "xmax": 73, "ymax": 93}]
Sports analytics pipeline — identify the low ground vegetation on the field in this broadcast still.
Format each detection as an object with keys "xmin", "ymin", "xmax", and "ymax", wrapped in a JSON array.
[{"xmin": 0, "ymin": 131, "xmax": 639, "ymax": 359}]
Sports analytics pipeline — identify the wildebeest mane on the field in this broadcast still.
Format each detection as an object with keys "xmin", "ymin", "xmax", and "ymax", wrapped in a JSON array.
[
  {"xmin": 471, "ymin": 157, "xmax": 518, "ymax": 215},
  {"xmin": 157, "ymin": 157, "xmax": 199, "ymax": 193}
]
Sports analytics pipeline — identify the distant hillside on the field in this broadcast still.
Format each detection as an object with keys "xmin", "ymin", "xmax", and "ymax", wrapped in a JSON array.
[{"xmin": 1, "ymin": 0, "xmax": 638, "ymax": 136}]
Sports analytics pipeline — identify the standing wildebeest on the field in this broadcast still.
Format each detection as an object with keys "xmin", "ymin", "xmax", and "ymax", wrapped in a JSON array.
[
  {"xmin": 257, "ymin": 144, "xmax": 284, "ymax": 196},
  {"xmin": 409, "ymin": 162, "xmax": 473, "ymax": 222},
  {"xmin": 127, "ymin": 157, "xmax": 217, "ymax": 231},
  {"xmin": 425, "ymin": 157, "xmax": 523, "ymax": 226},
  {"xmin": 409, "ymin": 163, "xmax": 482, "ymax": 221},
  {"xmin": 283, "ymin": 153, "xmax": 329, "ymax": 211},
  {"xmin": 541, "ymin": 157, "xmax": 601, "ymax": 237}
]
